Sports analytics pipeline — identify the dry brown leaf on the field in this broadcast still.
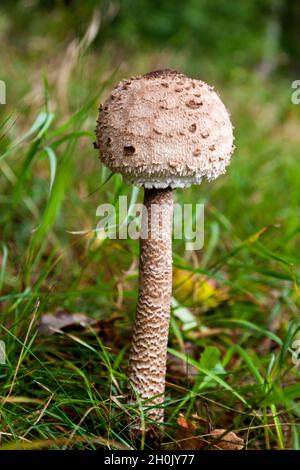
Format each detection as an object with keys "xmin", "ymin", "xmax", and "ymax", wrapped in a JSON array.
[
  {"xmin": 177, "ymin": 413, "xmax": 197, "ymax": 431},
  {"xmin": 38, "ymin": 312, "xmax": 97, "ymax": 335},
  {"xmin": 176, "ymin": 413, "xmax": 203, "ymax": 450},
  {"xmin": 173, "ymin": 268, "xmax": 228, "ymax": 309},
  {"xmin": 207, "ymin": 429, "xmax": 244, "ymax": 450},
  {"xmin": 176, "ymin": 414, "xmax": 244, "ymax": 450}
]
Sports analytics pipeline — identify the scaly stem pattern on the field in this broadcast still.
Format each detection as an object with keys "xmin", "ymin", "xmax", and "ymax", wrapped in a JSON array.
[{"xmin": 128, "ymin": 187, "xmax": 174, "ymax": 424}]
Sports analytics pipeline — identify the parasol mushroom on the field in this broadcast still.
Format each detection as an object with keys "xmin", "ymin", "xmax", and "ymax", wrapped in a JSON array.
[{"xmin": 96, "ymin": 69, "xmax": 234, "ymax": 428}]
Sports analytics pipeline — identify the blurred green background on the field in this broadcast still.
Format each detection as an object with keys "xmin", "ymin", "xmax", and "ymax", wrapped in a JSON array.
[{"xmin": 0, "ymin": 0, "xmax": 300, "ymax": 450}]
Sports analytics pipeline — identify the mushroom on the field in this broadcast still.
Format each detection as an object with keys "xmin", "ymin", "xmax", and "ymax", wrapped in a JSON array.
[{"xmin": 96, "ymin": 69, "xmax": 234, "ymax": 429}]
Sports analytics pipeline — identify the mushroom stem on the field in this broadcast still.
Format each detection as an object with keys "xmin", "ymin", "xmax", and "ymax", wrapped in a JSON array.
[{"xmin": 128, "ymin": 187, "xmax": 174, "ymax": 425}]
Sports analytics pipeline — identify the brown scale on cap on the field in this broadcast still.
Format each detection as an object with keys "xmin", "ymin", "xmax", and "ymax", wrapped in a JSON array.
[
  {"xmin": 143, "ymin": 69, "xmax": 184, "ymax": 79},
  {"xmin": 96, "ymin": 69, "xmax": 234, "ymax": 189}
]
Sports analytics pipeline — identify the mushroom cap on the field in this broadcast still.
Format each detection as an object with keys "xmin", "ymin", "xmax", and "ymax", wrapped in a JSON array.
[{"xmin": 96, "ymin": 69, "xmax": 234, "ymax": 189}]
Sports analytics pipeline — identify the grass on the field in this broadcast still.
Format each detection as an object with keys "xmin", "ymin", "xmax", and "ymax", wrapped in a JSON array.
[{"xmin": 1, "ymin": 13, "xmax": 300, "ymax": 451}]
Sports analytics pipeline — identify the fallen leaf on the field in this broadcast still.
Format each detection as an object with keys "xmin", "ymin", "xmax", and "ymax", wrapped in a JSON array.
[
  {"xmin": 176, "ymin": 413, "xmax": 244, "ymax": 450},
  {"xmin": 173, "ymin": 268, "xmax": 228, "ymax": 310},
  {"xmin": 206, "ymin": 429, "xmax": 244, "ymax": 450},
  {"xmin": 176, "ymin": 413, "xmax": 203, "ymax": 450},
  {"xmin": 38, "ymin": 312, "xmax": 97, "ymax": 335},
  {"xmin": 177, "ymin": 413, "xmax": 197, "ymax": 431}
]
